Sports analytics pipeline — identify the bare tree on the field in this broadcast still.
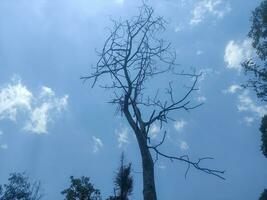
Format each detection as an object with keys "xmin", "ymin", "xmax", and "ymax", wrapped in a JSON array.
[{"xmin": 82, "ymin": 4, "xmax": 224, "ymax": 200}]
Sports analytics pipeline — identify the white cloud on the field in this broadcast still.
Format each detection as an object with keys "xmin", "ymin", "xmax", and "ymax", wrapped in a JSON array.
[
  {"xmin": 24, "ymin": 104, "xmax": 50, "ymax": 134},
  {"xmin": 180, "ymin": 141, "xmax": 189, "ymax": 151},
  {"xmin": 174, "ymin": 24, "xmax": 183, "ymax": 32},
  {"xmin": 237, "ymin": 91, "xmax": 267, "ymax": 117},
  {"xmin": 224, "ymin": 84, "xmax": 242, "ymax": 94},
  {"xmin": 0, "ymin": 77, "xmax": 68, "ymax": 134},
  {"xmin": 0, "ymin": 81, "xmax": 32, "ymax": 121},
  {"xmin": 197, "ymin": 96, "xmax": 207, "ymax": 102},
  {"xmin": 198, "ymin": 68, "xmax": 220, "ymax": 83},
  {"xmin": 190, "ymin": 0, "xmax": 231, "ymax": 26},
  {"xmin": 0, "ymin": 130, "xmax": 6, "ymax": 150},
  {"xmin": 116, "ymin": 127, "xmax": 129, "ymax": 148},
  {"xmin": 24, "ymin": 87, "xmax": 68, "ymax": 134},
  {"xmin": 149, "ymin": 123, "xmax": 160, "ymax": 139},
  {"xmin": 224, "ymin": 39, "xmax": 253, "ymax": 70},
  {"xmin": 174, "ymin": 120, "xmax": 186, "ymax": 132},
  {"xmin": 40, "ymin": 86, "xmax": 55, "ymax": 98},
  {"xmin": 244, "ymin": 116, "xmax": 254, "ymax": 125},
  {"xmin": 92, "ymin": 136, "xmax": 103, "ymax": 153},
  {"xmin": 225, "ymin": 86, "xmax": 267, "ymax": 123}
]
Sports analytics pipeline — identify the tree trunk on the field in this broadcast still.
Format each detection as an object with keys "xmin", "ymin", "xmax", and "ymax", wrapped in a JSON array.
[
  {"xmin": 123, "ymin": 107, "xmax": 157, "ymax": 200},
  {"xmin": 135, "ymin": 130, "xmax": 157, "ymax": 200}
]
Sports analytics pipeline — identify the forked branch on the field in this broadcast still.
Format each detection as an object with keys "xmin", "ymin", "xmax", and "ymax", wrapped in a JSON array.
[{"xmin": 82, "ymin": 4, "xmax": 225, "ymax": 181}]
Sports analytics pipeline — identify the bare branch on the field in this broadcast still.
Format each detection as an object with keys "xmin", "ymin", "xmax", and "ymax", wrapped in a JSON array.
[
  {"xmin": 83, "ymin": 4, "xmax": 225, "ymax": 186},
  {"xmin": 148, "ymin": 145, "xmax": 225, "ymax": 180}
]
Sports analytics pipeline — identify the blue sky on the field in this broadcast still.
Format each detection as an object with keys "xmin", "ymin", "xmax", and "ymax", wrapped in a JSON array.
[{"xmin": 0, "ymin": 0, "xmax": 266, "ymax": 199}]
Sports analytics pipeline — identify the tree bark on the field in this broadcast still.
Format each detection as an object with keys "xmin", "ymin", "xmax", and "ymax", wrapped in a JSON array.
[
  {"xmin": 123, "ymin": 102, "xmax": 157, "ymax": 200},
  {"xmin": 135, "ymin": 130, "xmax": 157, "ymax": 200}
]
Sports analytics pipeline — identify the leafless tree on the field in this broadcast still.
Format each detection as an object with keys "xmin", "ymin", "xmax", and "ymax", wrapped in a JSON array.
[{"xmin": 82, "ymin": 4, "xmax": 225, "ymax": 200}]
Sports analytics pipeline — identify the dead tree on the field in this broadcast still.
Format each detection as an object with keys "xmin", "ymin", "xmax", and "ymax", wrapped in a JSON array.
[{"xmin": 82, "ymin": 4, "xmax": 224, "ymax": 200}]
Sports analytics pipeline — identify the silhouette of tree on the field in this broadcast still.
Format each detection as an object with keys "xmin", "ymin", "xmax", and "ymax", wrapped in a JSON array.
[
  {"xmin": 61, "ymin": 176, "xmax": 101, "ymax": 200},
  {"xmin": 242, "ymin": 1, "xmax": 267, "ymax": 198},
  {"xmin": 111, "ymin": 153, "xmax": 133, "ymax": 200},
  {"xmin": 260, "ymin": 115, "xmax": 267, "ymax": 157},
  {"xmin": 259, "ymin": 189, "xmax": 267, "ymax": 200},
  {"xmin": 242, "ymin": 0, "xmax": 267, "ymax": 159},
  {"xmin": 242, "ymin": 0, "xmax": 267, "ymax": 101},
  {"xmin": 0, "ymin": 186, "xmax": 2, "ymax": 197},
  {"xmin": 82, "ymin": 4, "xmax": 224, "ymax": 200},
  {"xmin": 0, "ymin": 173, "xmax": 43, "ymax": 200}
]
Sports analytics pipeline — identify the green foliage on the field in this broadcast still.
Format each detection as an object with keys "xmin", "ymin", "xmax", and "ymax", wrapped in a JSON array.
[
  {"xmin": 109, "ymin": 153, "xmax": 133, "ymax": 200},
  {"xmin": 114, "ymin": 164, "xmax": 133, "ymax": 200},
  {"xmin": 259, "ymin": 189, "xmax": 267, "ymax": 200},
  {"xmin": 249, "ymin": 0, "xmax": 267, "ymax": 60},
  {"xmin": 61, "ymin": 176, "xmax": 101, "ymax": 200},
  {"xmin": 260, "ymin": 115, "xmax": 267, "ymax": 157},
  {"xmin": 242, "ymin": 0, "xmax": 267, "ymax": 101},
  {"xmin": 0, "ymin": 173, "xmax": 42, "ymax": 200}
]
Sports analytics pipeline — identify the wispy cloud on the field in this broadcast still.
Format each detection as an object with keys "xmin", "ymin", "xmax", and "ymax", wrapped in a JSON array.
[
  {"xmin": 243, "ymin": 116, "xmax": 254, "ymax": 125},
  {"xmin": 179, "ymin": 141, "xmax": 189, "ymax": 151},
  {"xmin": 24, "ymin": 87, "xmax": 68, "ymax": 134},
  {"xmin": 149, "ymin": 123, "xmax": 160, "ymax": 139},
  {"xmin": 174, "ymin": 23, "xmax": 184, "ymax": 32},
  {"xmin": 0, "ymin": 76, "xmax": 68, "ymax": 134},
  {"xmin": 224, "ymin": 39, "xmax": 253, "ymax": 71},
  {"xmin": 198, "ymin": 68, "xmax": 220, "ymax": 83},
  {"xmin": 174, "ymin": 120, "xmax": 187, "ymax": 132},
  {"xmin": 0, "ymin": 79, "xmax": 32, "ymax": 121},
  {"xmin": 225, "ymin": 85, "xmax": 267, "ymax": 123},
  {"xmin": 224, "ymin": 84, "xmax": 242, "ymax": 94},
  {"xmin": 237, "ymin": 90, "xmax": 267, "ymax": 117},
  {"xmin": 197, "ymin": 96, "xmax": 207, "ymax": 102},
  {"xmin": 92, "ymin": 136, "xmax": 103, "ymax": 153},
  {"xmin": 190, "ymin": 0, "xmax": 231, "ymax": 26},
  {"xmin": 116, "ymin": 127, "xmax": 129, "ymax": 148},
  {"xmin": 0, "ymin": 130, "xmax": 7, "ymax": 150}
]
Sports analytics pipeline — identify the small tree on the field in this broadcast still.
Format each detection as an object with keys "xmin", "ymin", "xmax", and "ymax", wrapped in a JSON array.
[
  {"xmin": 0, "ymin": 172, "xmax": 43, "ymax": 200},
  {"xmin": 111, "ymin": 153, "xmax": 133, "ymax": 200},
  {"xmin": 83, "ymin": 4, "xmax": 224, "ymax": 200},
  {"xmin": 259, "ymin": 189, "xmax": 267, "ymax": 200},
  {"xmin": 61, "ymin": 176, "xmax": 101, "ymax": 200}
]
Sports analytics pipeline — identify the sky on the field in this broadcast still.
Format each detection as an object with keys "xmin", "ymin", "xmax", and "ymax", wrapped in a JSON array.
[{"xmin": 0, "ymin": 0, "xmax": 266, "ymax": 199}]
